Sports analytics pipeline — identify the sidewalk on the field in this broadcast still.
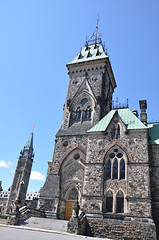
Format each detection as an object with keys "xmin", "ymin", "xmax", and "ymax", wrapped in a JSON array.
[{"xmin": 0, "ymin": 224, "xmax": 108, "ymax": 240}]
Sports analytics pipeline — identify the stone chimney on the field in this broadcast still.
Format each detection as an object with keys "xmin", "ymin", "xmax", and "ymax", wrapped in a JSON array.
[{"xmin": 139, "ymin": 100, "xmax": 147, "ymax": 125}]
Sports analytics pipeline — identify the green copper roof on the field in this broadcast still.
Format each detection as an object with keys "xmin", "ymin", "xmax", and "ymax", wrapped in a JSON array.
[
  {"xmin": 88, "ymin": 108, "xmax": 146, "ymax": 133},
  {"xmin": 24, "ymin": 132, "xmax": 33, "ymax": 151},
  {"xmin": 68, "ymin": 43, "xmax": 107, "ymax": 65},
  {"xmin": 148, "ymin": 122, "xmax": 159, "ymax": 144}
]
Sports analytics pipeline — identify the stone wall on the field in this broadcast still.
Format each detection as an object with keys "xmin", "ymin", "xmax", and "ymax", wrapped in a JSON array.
[
  {"xmin": 149, "ymin": 145, "xmax": 159, "ymax": 238},
  {"xmin": 88, "ymin": 218, "xmax": 157, "ymax": 239},
  {"xmin": 82, "ymin": 119, "xmax": 152, "ymax": 218}
]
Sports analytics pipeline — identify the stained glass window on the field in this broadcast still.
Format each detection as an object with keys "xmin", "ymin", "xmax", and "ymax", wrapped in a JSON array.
[
  {"xmin": 106, "ymin": 159, "xmax": 111, "ymax": 180},
  {"xmin": 113, "ymin": 126, "xmax": 116, "ymax": 138},
  {"xmin": 117, "ymin": 125, "xmax": 120, "ymax": 138},
  {"xmin": 78, "ymin": 109, "xmax": 81, "ymax": 120},
  {"xmin": 81, "ymin": 98, "xmax": 88, "ymax": 105},
  {"xmin": 120, "ymin": 159, "xmax": 125, "ymax": 180},
  {"xmin": 85, "ymin": 109, "xmax": 88, "ymax": 119},
  {"xmin": 88, "ymin": 108, "xmax": 91, "ymax": 119},
  {"xmin": 113, "ymin": 159, "xmax": 118, "ymax": 179}
]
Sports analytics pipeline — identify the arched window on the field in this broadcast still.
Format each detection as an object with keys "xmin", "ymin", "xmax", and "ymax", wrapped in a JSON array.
[
  {"xmin": 84, "ymin": 106, "xmax": 91, "ymax": 120},
  {"xmin": 116, "ymin": 190, "xmax": 124, "ymax": 213},
  {"xmin": 117, "ymin": 125, "xmax": 120, "ymax": 138},
  {"xmin": 78, "ymin": 109, "xmax": 81, "ymax": 120},
  {"xmin": 106, "ymin": 190, "xmax": 113, "ymax": 213},
  {"xmin": 88, "ymin": 108, "xmax": 91, "ymax": 119},
  {"xmin": 75, "ymin": 111, "xmax": 77, "ymax": 120},
  {"xmin": 85, "ymin": 109, "xmax": 88, "ymax": 119},
  {"xmin": 112, "ymin": 126, "xmax": 116, "ymax": 138},
  {"xmin": 120, "ymin": 159, "xmax": 125, "ymax": 180},
  {"xmin": 113, "ymin": 159, "xmax": 118, "ymax": 179},
  {"xmin": 75, "ymin": 107, "xmax": 81, "ymax": 120},
  {"xmin": 106, "ymin": 159, "xmax": 111, "ymax": 180}
]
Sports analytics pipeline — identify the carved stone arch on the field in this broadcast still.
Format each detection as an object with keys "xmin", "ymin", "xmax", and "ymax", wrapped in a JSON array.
[
  {"xmin": 106, "ymin": 188, "xmax": 113, "ymax": 196},
  {"xmin": 105, "ymin": 189, "xmax": 113, "ymax": 213},
  {"xmin": 70, "ymin": 90, "xmax": 96, "ymax": 111},
  {"xmin": 115, "ymin": 189, "xmax": 124, "ymax": 213},
  {"xmin": 70, "ymin": 77, "xmax": 97, "ymax": 110},
  {"xmin": 103, "ymin": 143, "xmax": 128, "ymax": 182},
  {"xmin": 101, "ymin": 142, "xmax": 131, "ymax": 164},
  {"xmin": 56, "ymin": 144, "xmax": 86, "ymax": 174},
  {"xmin": 64, "ymin": 183, "xmax": 78, "ymax": 201},
  {"xmin": 57, "ymin": 146, "xmax": 85, "ymax": 219}
]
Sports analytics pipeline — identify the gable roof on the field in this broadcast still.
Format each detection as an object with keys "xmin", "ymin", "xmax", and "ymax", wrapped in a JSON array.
[
  {"xmin": 67, "ymin": 43, "xmax": 107, "ymax": 65},
  {"xmin": 148, "ymin": 122, "xmax": 159, "ymax": 145},
  {"xmin": 87, "ymin": 108, "xmax": 146, "ymax": 133},
  {"xmin": 70, "ymin": 77, "xmax": 97, "ymax": 108}
]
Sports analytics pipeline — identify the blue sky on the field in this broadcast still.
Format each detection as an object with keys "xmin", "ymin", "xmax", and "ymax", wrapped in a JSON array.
[{"xmin": 0, "ymin": 0, "xmax": 159, "ymax": 192}]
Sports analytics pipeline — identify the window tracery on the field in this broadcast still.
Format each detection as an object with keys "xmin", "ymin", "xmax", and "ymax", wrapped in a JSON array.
[
  {"xmin": 71, "ymin": 95, "xmax": 93, "ymax": 123},
  {"xmin": 113, "ymin": 159, "xmax": 118, "ymax": 179},
  {"xmin": 105, "ymin": 147, "xmax": 126, "ymax": 181},
  {"xmin": 104, "ymin": 146, "xmax": 127, "ymax": 214}
]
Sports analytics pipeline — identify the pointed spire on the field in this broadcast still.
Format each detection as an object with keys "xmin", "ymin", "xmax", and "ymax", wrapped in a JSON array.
[{"xmin": 24, "ymin": 132, "xmax": 33, "ymax": 151}]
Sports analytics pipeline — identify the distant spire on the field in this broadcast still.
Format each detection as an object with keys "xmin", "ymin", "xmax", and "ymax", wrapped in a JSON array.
[{"xmin": 24, "ymin": 132, "xmax": 33, "ymax": 151}]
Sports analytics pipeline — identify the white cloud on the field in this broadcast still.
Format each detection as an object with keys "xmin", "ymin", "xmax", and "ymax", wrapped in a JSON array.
[
  {"xmin": 0, "ymin": 160, "xmax": 12, "ymax": 168},
  {"xmin": 30, "ymin": 171, "xmax": 45, "ymax": 181}
]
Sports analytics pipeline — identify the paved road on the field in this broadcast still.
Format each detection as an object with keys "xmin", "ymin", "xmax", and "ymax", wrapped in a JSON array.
[{"xmin": 0, "ymin": 225, "xmax": 107, "ymax": 240}]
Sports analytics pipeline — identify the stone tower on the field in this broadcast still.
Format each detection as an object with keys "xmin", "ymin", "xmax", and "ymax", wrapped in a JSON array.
[
  {"xmin": 5, "ymin": 133, "xmax": 34, "ymax": 214},
  {"xmin": 39, "ymin": 36, "xmax": 116, "ymax": 219},
  {"xmin": 39, "ymin": 32, "xmax": 158, "ymax": 238}
]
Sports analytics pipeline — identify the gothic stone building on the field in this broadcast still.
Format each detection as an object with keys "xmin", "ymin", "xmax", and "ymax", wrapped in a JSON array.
[{"xmin": 39, "ymin": 38, "xmax": 159, "ymax": 239}]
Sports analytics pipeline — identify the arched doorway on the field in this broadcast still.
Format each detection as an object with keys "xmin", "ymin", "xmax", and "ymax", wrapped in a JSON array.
[
  {"xmin": 64, "ymin": 187, "xmax": 78, "ymax": 220},
  {"xmin": 58, "ymin": 148, "xmax": 85, "ymax": 219}
]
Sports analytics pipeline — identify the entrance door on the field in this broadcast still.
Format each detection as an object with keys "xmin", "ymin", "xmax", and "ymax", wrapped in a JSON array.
[{"xmin": 64, "ymin": 201, "xmax": 75, "ymax": 220}]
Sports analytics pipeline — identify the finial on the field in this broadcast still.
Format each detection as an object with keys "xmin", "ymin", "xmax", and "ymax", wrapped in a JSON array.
[
  {"xmin": 32, "ymin": 123, "xmax": 35, "ymax": 133},
  {"xmin": 95, "ymin": 15, "xmax": 99, "ymax": 43},
  {"xmin": 127, "ymin": 99, "xmax": 129, "ymax": 108}
]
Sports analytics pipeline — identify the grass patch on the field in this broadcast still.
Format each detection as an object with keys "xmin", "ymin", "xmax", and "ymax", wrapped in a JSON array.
[{"xmin": 0, "ymin": 215, "xmax": 7, "ymax": 219}]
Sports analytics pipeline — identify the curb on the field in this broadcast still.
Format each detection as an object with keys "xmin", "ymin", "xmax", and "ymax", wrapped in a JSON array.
[{"xmin": 0, "ymin": 224, "xmax": 110, "ymax": 240}]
